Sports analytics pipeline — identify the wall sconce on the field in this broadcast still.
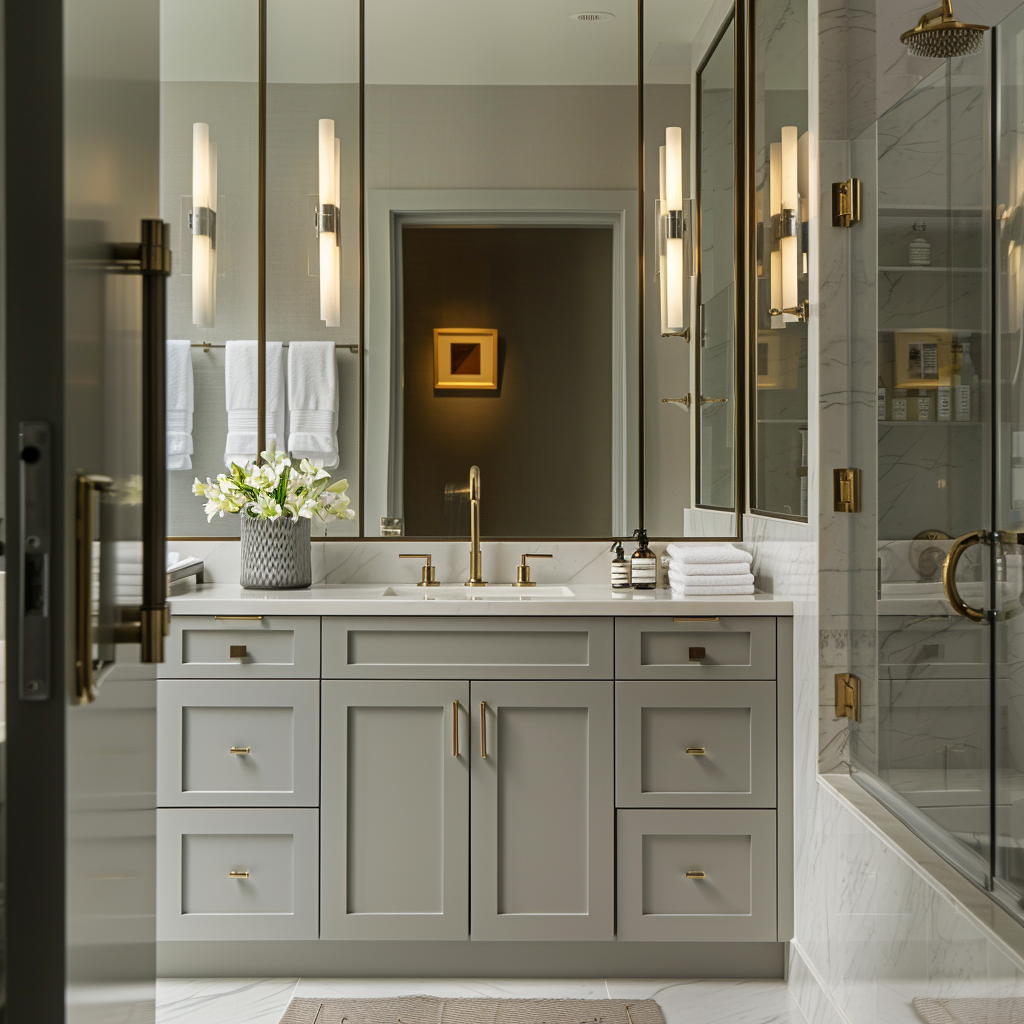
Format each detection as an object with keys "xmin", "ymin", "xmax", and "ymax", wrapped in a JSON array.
[
  {"xmin": 657, "ymin": 126, "xmax": 694, "ymax": 339},
  {"xmin": 191, "ymin": 122, "xmax": 217, "ymax": 327},
  {"xmin": 768, "ymin": 126, "xmax": 810, "ymax": 325},
  {"xmin": 317, "ymin": 118, "xmax": 341, "ymax": 327}
]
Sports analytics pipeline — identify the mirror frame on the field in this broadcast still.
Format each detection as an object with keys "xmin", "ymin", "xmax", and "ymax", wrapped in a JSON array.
[{"xmin": 168, "ymin": 0, "xmax": 754, "ymax": 543}]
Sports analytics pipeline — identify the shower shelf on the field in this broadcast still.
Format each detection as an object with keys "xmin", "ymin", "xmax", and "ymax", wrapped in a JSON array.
[
  {"xmin": 878, "ymin": 266, "xmax": 982, "ymax": 272},
  {"xmin": 878, "ymin": 204, "xmax": 983, "ymax": 216},
  {"xmin": 878, "ymin": 419, "xmax": 980, "ymax": 425}
]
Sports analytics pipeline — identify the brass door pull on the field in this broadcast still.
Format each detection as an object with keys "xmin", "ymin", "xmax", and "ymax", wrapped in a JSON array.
[
  {"xmin": 215, "ymin": 615, "xmax": 263, "ymax": 621},
  {"xmin": 942, "ymin": 530, "xmax": 989, "ymax": 622},
  {"xmin": 229, "ymin": 645, "xmax": 247, "ymax": 659},
  {"xmin": 230, "ymin": 746, "xmax": 251, "ymax": 755},
  {"xmin": 688, "ymin": 646, "xmax": 706, "ymax": 661},
  {"xmin": 480, "ymin": 701, "xmax": 488, "ymax": 759},
  {"xmin": 673, "ymin": 616, "xmax": 719, "ymax": 622},
  {"xmin": 228, "ymin": 870, "xmax": 250, "ymax": 879},
  {"xmin": 75, "ymin": 473, "xmax": 115, "ymax": 704},
  {"xmin": 685, "ymin": 870, "xmax": 707, "ymax": 880},
  {"xmin": 453, "ymin": 701, "xmax": 460, "ymax": 757},
  {"xmin": 686, "ymin": 746, "xmax": 706, "ymax": 755}
]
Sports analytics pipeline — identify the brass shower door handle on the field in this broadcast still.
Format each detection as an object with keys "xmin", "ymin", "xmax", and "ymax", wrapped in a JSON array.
[{"xmin": 942, "ymin": 530, "xmax": 987, "ymax": 622}]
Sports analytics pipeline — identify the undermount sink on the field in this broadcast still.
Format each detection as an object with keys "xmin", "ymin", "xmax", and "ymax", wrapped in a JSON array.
[{"xmin": 382, "ymin": 584, "xmax": 575, "ymax": 600}]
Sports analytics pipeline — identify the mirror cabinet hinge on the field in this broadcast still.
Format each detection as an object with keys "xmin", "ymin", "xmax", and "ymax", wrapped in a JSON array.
[
  {"xmin": 833, "ymin": 468, "xmax": 862, "ymax": 513},
  {"xmin": 832, "ymin": 178, "xmax": 862, "ymax": 227},
  {"xmin": 835, "ymin": 673, "xmax": 861, "ymax": 722}
]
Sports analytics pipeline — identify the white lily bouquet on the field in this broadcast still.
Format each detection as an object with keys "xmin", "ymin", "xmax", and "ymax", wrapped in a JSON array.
[
  {"xmin": 192, "ymin": 449, "xmax": 355, "ymax": 523},
  {"xmin": 193, "ymin": 450, "xmax": 354, "ymax": 589}
]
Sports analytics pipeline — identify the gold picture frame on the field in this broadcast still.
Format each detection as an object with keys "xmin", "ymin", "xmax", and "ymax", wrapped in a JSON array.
[
  {"xmin": 433, "ymin": 328, "xmax": 499, "ymax": 389},
  {"xmin": 893, "ymin": 330, "xmax": 955, "ymax": 389}
]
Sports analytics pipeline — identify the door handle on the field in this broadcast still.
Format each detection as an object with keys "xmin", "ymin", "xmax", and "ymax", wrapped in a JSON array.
[
  {"xmin": 942, "ymin": 529, "xmax": 1024, "ymax": 622},
  {"xmin": 75, "ymin": 473, "xmax": 115, "ymax": 703},
  {"xmin": 453, "ymin": 700, "xmax": 460, "ymax": 757},
  {"xmin": 480, "ymin": 701, "xmax": 488, "ymax": 759}
]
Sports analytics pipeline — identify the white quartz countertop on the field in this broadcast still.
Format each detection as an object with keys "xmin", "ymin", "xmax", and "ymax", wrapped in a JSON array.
[{"xmin": 168, "ymin": 583, "xmax": 793, "ymax": 617}]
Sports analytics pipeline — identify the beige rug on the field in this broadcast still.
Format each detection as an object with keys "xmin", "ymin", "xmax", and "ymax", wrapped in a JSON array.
[
  {"xmin": 279, "ymin": 996, "xmax": 666, "ymax": 1024},
  {"xmin": 913, "ymin": 997, "xmax": 1024, "ymax": 1024}
]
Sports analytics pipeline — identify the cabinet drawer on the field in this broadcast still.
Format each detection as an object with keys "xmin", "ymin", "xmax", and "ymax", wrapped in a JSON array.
[
  {"xmin": 161, "ymin": 615, "xmax": 320, "ymax": 679},
  {"xmin": 322, "ymin": 617, "xmax": 613, "ymax": 680},
  {"xmin": 157, "ymin": 680, "xmax": 319, "ymax": 807},
  {"xmin": 616, "ymin": 809, "xmax": 777, "ymax": 941},
  {"xmin": 615, "ymin": 680, "xmax": 776, "ymax": 808},
  {"xmin": 157, "ymin": 808, "xmax": 318, "ymax": 940},
  {"xmin": 615, "ymin": 617, "xmax": 776, "ymax": 680}
]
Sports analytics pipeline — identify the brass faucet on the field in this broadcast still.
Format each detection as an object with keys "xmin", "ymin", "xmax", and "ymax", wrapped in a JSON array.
[{"xmin": 466, "ymin": 465, "xmax": 486, "ymax": 586}]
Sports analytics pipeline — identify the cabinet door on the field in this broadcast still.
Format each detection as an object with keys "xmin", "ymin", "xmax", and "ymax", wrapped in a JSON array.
[
  {"xmin": 320, "ymin": 680, "xmax": 469, "ymax": 940},
  {"xmin": 470, "ymin": 680, "xmax": 614, "ymax": 941}
]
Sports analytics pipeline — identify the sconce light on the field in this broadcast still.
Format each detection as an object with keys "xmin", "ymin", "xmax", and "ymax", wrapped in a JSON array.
[
  {"xmin": 317, "ymin": 118, "xmax": 341, "ymax": 327},
  {"xmin": 191, "ymin": 122, "xmax": 217, "ymax": 327},
  {"xmin": 657, "ymin": 126, "xmax": 694, "ymax": 339},
  {"xmin": 769, "ymin": 126, "xmax": 810, "ymax": 325}
]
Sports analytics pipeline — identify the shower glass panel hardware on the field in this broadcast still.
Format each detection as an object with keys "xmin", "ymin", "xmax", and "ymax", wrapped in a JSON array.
[{"xmin": 846, "ymin": 8, "xmax": 1024, "ymax": 924}]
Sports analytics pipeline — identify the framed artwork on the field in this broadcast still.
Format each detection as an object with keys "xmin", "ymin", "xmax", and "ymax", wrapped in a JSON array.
[
  {"xmin": 433, "ymin": 328, "xmax": 499, "ymax": 389},
  {"xmin": 893, "ymin": 330, "xmax": 955, "ymax": 389}
]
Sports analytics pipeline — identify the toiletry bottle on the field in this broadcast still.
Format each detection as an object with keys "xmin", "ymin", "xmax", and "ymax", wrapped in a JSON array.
[
  {"xmin": 798, "ymin": 424, "xmax": 809, "ymax": 517},
  {"xmin": 891, "ymin": 389, "xmax": 907, "ymax": 421},
  {"xmin": 630, "ymin": 528, "xmax": 657, "ymax": 590},
  {"xmin": 877, "ymin": 376, "xmax": 886, "ymax": 421},
  {"xmin": 937, "ymin": 385, "xmax": 951, "ymax": 421},
  {"xmin": 958, "ymin": 339, "xmax": 977, "ymax": 420},
  {"xmin": 909, "ymin": 221, "xmax": 931, "ymax": 266},
  {"xmin": 916, "ymin": 388, "xmax": 932, "ymax": 421},
  {"xmin": 610, "ymin": 540, "xmax": 631, "ymax": 589}
]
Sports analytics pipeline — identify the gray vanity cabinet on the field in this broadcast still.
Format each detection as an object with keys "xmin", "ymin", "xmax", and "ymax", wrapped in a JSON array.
[
  {"xmin": 320, "ymin": 679, "xmax": 470, "ymax": 940},
  {"xmin": 470, "ymin": 680, "xmax": 615, "ymax": 941}
]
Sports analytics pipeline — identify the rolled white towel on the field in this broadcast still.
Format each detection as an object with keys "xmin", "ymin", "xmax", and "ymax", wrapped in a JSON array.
[
  {"xmin": 666, "ymin": 543, "xmax": 752, "ymax": 565},
  {"xmin": 669, "ymin": 571, "xmax": 754, "ymax": 588},
  {"xmin": 667, "ymin": 560, "xmax": 753, "ymax": 577},
  {"xmin": 675, "ymin": 583, "xmax": 755, "ymax": 596}
]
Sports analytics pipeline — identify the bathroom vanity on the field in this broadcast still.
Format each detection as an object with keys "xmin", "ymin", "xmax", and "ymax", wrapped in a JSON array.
[{"xmin": 154, "ymin": 584, "xmax": 793, "ymax": 977}]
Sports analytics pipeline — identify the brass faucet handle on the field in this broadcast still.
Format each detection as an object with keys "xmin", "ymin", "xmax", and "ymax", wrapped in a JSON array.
[
  {"xmin": 399, "ymin": 553, "xmax": 439, "ymax": 586},
  {"xmin": 514, "ymin": 553, "xmax": 553, "ymax": 587}
]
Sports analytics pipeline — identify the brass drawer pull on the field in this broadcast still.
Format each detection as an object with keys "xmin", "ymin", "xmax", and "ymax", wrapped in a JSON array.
[
  {"xmin": 688, "ymin": 646, "xmax": 706, "ymax": 661},
  {"xmin": 686, "ymin": 746, "xmax": 706, "ymax": 755},
  {"xmin": 230, "ymin": 746, "xmax": 251, "ymax": 755},
  {"xmin": 480, "ymin": 701, "xmax": 488, "ymax": 759},
  {"xmin": 453, "ymin": 701, "xmax": 460, "ymax": 757},
  {"xmin": 215, "ymin": 615, "xmax": 264, "ymax": 621},
  {"xmin": 673, "ymin": 616, "xmax": 719, "ymax": 622},
  {"xmin": 228, "ymin": 870, "xmax": 250, "ymax": 879},
  {"xmin": 685, "ymin": 870, "xmax": 706, "ymax": 880},
  {"xmin": 229, "ymin": 645, "xmax": 247, "ymax": 659}
]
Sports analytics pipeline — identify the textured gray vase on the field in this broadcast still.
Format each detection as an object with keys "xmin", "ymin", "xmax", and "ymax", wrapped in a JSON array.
[{"xmin": 239, "ymin": 515, "xmax": 312, "ymax": 589}]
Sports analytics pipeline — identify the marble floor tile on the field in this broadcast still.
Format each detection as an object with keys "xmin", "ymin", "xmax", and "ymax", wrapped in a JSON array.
[
  {"xmin": 605, "ymin": 980, "xmax": 809, "ymax": 1024},
  {"xmin": 156, "ymin": 978, "xmax": 299, "ymax": 1024},
  {"xmin": 293, "ymin": 979, "xmax": 608, "ymax": 1001}
]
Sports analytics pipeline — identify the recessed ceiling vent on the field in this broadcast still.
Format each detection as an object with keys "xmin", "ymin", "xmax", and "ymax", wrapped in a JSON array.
[{"xmin": 570, "ymin": 12, "xmax": 615, "ymax": 22}]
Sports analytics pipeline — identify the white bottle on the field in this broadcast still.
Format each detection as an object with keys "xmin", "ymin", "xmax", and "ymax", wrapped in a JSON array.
[
  {"xmin": 798, "ymin": 425, "xmax": 808, "ymax": 517},
  {"xmin": 909, "ymin": 221, "xmax": 931, "ymax": 266},
  {"xmin": 878, "ymin": 376, "xmax": 886, "ymax": 421},
  {"xmin": 891, "ymin": 391, "xmax": 908, "ymax": 421},
  {"xmin": 916, "ymin": 388, "xmax": 932, "ymax": 421},
  {"xmin": 957, "ymin": 340, "xmax": 976, "ymax": 420},
  {"xmin": 937, "ymin": 386, "xmax": 951, "ymax": 421}
]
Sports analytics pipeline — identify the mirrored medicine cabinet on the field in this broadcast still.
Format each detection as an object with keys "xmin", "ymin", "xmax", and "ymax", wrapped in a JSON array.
[{"xmin": 161, "ymin": 0, "xmax": 807, "ymax": 544}]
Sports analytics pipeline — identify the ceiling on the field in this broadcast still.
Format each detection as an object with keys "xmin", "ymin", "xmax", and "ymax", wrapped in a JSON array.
[{"xmin": 160, "ymin": 0, "xmax": 714, "ymax": 85}]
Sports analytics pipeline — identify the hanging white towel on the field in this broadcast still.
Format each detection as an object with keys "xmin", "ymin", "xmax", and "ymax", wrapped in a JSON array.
[
  {"xmin": 166, "ymin": 340, "xmax": 194, "ymax": 470},
  {"xmin": 287, "ymin": 341, "xmax": 339, "ymax": 468},
  {"xmin": 224, "ymin": 340, "xmax": 285, "ymax": 467},
  {"xmin": 666, "ymin": 542, "xmax": 753, "ymax": 565}
]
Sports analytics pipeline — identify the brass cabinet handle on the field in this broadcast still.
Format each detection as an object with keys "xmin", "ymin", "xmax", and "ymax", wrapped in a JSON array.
[
  {"xmin": 480, "ymin": 701, "xmax": 488, "ymax": 759},
  {"xmin": 215, "ymin": 615, "xmax": 264, "ymax": 621},
  {"xmin": 942, "ymin": 530, "xmax": 988, "ymax": 622},
  {"xmin": 228, "ymin": 870, "xmax": 250, "ymax": 879},
  {"xmin": 688, "ymin": 646, "xmax": 706, "ymax": 661},
  {"xmin": 229, "ymin": 645, "xmax": 247, "ymax": 659},
  {"xmin": 75, "ymin": 474, "xmax": 115, "ymax": 704},
  {"xmin": 453, "ymin": 701, "xmax": 460, "ymax": 757},
  {"xmin": 673, "ymin": 616, "xmax": 719, "ymax": 622},
  {"xmin": 230, "ymin": 746, "xmax": 251, "ymax": 755},
  {"xmin": 686, "ymin": 746, "xmax": 706, "ymax": 755},
  {"xmin": 685, "ymin": 870, "xmax": 707, "ymax": 879}
]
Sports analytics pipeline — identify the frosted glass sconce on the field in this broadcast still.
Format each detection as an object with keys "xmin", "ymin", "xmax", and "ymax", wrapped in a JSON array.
[
  {"xmin": 191, "ymin": 122, "xmax": 217, "ymax": 327},
  {"xmin": 317, "ymin": 118, "xmax": 341, "ymax": 327},
  {"xmin": 657, "ymin": 126, "xmax": 694, "ymax": 339},
  {"xmin": 769, "ymin": 126, "xmax": 810, "ymax": 326}
]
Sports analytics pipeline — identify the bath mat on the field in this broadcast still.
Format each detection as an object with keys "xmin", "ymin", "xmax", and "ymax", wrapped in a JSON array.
[
  {"xmin": 913, "ymin": 996, "xmax": 1024, "ymax": 1024},
  {"xmin": 279, "ymin": 996, "xmax": 666, "ymax": 1024}
]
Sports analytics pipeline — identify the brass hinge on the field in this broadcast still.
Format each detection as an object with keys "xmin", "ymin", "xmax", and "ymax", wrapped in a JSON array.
[
  {"xmin": 832, "ymin": 178, "xmax": 861, "ymax": 227},
  {"xmin": 835, "ymin": 673, "xmax": 861, "ymax": 722},
  {"xmin": 833, "ymin": 468, "xmax": 861, "ymax": 513}
]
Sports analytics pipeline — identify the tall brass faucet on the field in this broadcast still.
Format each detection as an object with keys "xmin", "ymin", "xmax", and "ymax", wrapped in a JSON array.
[{"xmin": 466, "ymin": 465, "xmax": 486, "ymax": 586}]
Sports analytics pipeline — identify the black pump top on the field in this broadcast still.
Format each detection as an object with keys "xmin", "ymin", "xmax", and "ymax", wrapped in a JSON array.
[
  {"xmin": 610, "ymin": 540, "xmax": 626, "ymax": 560},
  {"xmin": 632, "ymin": 527, "xmax": 651, "ymax": 554}
]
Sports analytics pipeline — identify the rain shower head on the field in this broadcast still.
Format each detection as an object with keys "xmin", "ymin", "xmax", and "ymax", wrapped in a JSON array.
[{"xmin": 900, "ymin": 0, "xmax": 988, "ymax": 57}]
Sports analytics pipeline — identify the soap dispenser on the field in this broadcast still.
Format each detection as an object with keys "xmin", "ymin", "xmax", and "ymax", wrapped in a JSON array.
[
  {"xmin": 610, "ymin": 540, "xmax": 631, "ymax": 589},
  {"xmin": 630, "ymin": 528, "xmax": 657, "ymax": 590}
]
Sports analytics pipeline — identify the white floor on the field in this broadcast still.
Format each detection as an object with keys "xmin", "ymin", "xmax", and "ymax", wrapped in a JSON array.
[{"xmin": 155, "ymin": 978, "xmax": 810, "ymax": 1024}]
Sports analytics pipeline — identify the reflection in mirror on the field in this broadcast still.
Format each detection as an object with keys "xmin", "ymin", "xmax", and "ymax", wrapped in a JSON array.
[
  {"xmin": 266, "ymin": 0, "xmax": 361, "ymax": 537},
  {"xmin": 751, "ymin": 0, "xmax": 809, "ymax": 518},
  {"xmin": 696, "ymin": 19, "xmax": 736, "ymax": 512},
  {"xmin": 162, "ymin": 0, "xmax": 259, "ymax": 537}
]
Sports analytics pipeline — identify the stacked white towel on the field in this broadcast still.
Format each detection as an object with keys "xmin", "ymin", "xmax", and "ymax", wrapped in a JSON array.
[
  {"xmin": 287, "ymin": 341, "xmax": 339, "ymax": 468},
  {"xmin": 665, "ymin": 543, "xmax": 755, "ymax": 596},
  {"xmin": 166, "ymin": 340, "xmax": 194, "ymax": 470},
  {"xmin": 224, "ymin": 340, "xmax": 285, "ymax": 467}
]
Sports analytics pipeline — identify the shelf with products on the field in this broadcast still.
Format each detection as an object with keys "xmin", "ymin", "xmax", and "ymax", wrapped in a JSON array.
[
  {"xmin": 878, "ymin": 266, "xmax": 983, "ymax": 273},
  {"xmin": 878, "ymin": 419, "xmax": 981, "ymax": 426}
]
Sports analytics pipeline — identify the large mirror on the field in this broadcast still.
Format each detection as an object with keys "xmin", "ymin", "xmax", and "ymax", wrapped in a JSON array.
[{"xmin": 163, "ymin": 0, "xmax": 747, "ymax": 543}]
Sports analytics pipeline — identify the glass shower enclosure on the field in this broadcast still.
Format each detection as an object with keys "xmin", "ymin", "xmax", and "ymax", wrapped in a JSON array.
[{"xmin": 848, "ymin": 2, "xmax": 1024, "ymax": 921}]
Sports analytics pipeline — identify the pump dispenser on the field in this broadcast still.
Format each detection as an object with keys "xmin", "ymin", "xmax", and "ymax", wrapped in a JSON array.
[{"xmin": 630, "ymin": 528, "xmax": 657, "ymax": 590}]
